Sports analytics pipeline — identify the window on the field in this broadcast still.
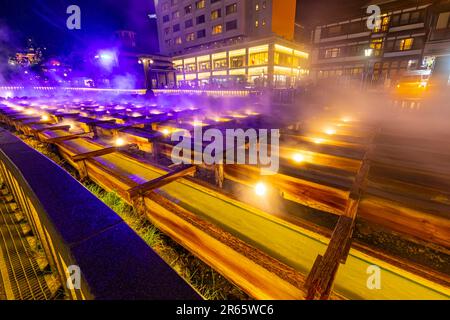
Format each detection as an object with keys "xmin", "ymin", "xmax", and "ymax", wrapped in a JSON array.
[
  {"xmin": 262, "ymin": 1, "xmax": 266, "ymax": 9},
  {"xmin": 212, "ymin": 24, "xmax": 223, "ymax": 35},
  {"xmin": 230, "ymin": 55, "xmax": 245, "ymax": 68},
  {"xmin": 172, "ymin": 11, "xmax": 180, "ymax": 19},
  {"xmin": 196, "ymin": 0, "xmax": 205, "ymax": 9},
  {"xmin": 226, "ymin": 3, "xmax": 237, "ymax": 15},
  {"xmin": 255, "ymin": 20, "xmax": 259, "ymax": 28},
  {"xmin": 274, "ymin": 52, "xmax": 293, "ymax": 66},
  {"xmin": 163, "ymin": 15, "xmax": 170, "ymax": 23},
  {"xmin": 249, "ymin": 52, "xmax": 268, "ymax": 65},
  {"xmin": 396, "ymin": 38, "xmax": 414, "ymax": 51},
  {"xmin": 162, "ymin": 2, "xmax": 170, "ymax": 11},
  {"xmin": 197, "ymin": 29, "xmax": 206, "ymax": 38},
  {"xmin": 410, "ymin": 11, "xmax": 421, "ymax": 24},
  {"xmin": 370, "ymin": 38, "xmax": 383, "ymax": 56},
  {"xmin": 211, "ymin": 0, "xmax": 221, "ymax": 3},
  {"xmin": 327, "ymin": 25, "xmax": 342, "ymax": 36},
  {"xmin": 196, "ymin": 15, "xmax": 205, "ymax": 24},
  {"xmin": 164, "ymin": 27, "xmax": 170, "ymax": 35},
  {"xmin": 173, "ymin": 24, "xmax": 180, "ymax": 32},
  {"xmin": 211, "ymin": 9, "xmax": 221, "ymax": 20},
  {"xmin": 185, "ymin": 19, "xmax": 193, "ymax": 28},
  {"xmin": 436, "ymin": 12, "xmax": 450, "ymax": 30},
  {"xmin": 226, "ymin": 20, "xmax": 238, "ymax": 31},
  {"xmin": 213, "ymin": 58, "xmax": 227, "ymax": 69},
  {"xmin": 374, "ymin": 16, "xmax": 390, "ymax": 33},
  {"xmin": 165, "ymin": 39, "xmax": 173, "ymax": 46},
  {"xmin": 185, "ymin": 5, "xmax": 192, "ymax": 14},
  {"xmin": 392, "ymin": 10, "xmax": 424, "ymax": 26},
  {"xmin": 325, "ymin": 48, "xmax": 340, "ymax": 58},
  {"xmin": 198, "ymin": 60, "xmax": 211, "ymax": 71},
  {"xmin": 186, "ymin": 33, "xmax": 195, "ymax": 42},
  {"xmin": 262, "ymin": 19, "xmax": 266, "ymax": 26},
  {"xmin": 400, "ymin": 13, "xmax": 410, "ymax": 25},
  {"xmin": 185, "ymin": 63, "xmax": 196, "ymax": 72},
  {"xmin": 175, "ymin": 37, "xmax": 182, "ymax": 45},
  {"xmin": 255, "ymin": 3, "xmax": 259, "ymax": 11}
]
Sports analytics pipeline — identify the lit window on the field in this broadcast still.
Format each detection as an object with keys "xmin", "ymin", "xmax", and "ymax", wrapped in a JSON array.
[
  {"xmin": 374, "ymin": 16, "xmax": 390, "ymax": 33},
  {"xmin": 175, "ymin": 37, "xmax": 182, "ymax": 45},
  {"xmin": 262, "ymin": 19, "xmax": 266, "ymax": 26},
  {"xmin": 255, "ymin": 20, "xmax": 259, "ymax": 28},
  {"xmin": 212, "ymin": 24, "xmax": 223, "ymax": 35},
  {"xmin": 211, "ymin": 9, "xmax": 221, "ymax": 20},
  {"xmin": 397, "ymin": 38, "xmax": 414, "ymax": 51},
  {"xmin": 196, "ymin": 0, "xmax": 205, "ymax": 9},
  {"xmin": 172, "ymin": 11, "xmax": 180, "ymax": 19},
  {"xmin": 370, "ymin": 38, "xmax": 383, "ymax": 56},
  {"xmin": 186, "ymin": 33, "xmax": 195, "ymax": 42},
  {"xmin": 256, "ymin": 3, "xmax": 259, "ymax": 11},
  {"xmin": 226, "ymin": 3, "xmax": 237, "ymax": 15},
  {"xmin": 249, "ymin": 52, "xmax": 268, "ymax": 65},
  {"xmin": 436, "ymin": 12, "xmax": 450, "ymax": 30}
]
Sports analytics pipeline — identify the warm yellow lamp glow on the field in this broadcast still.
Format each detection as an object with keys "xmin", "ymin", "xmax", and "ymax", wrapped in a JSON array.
[{"xmin": 255, "ymin": 182, "xmax": 267, "ymax": 196}]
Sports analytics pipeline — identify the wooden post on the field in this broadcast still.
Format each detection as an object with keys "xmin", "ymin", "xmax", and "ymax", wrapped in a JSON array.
[
  {"xmin": 127, "ymin": 165, "xmax": 196, "ymax": 198},
  {"xmin": 214, "ymin": 163, "xmax": 224, "ymax": 188}
]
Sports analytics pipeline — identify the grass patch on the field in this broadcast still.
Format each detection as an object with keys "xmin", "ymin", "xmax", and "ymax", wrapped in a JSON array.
[{"xmin": 84, "ymin": 183, "xmax": 247, "ymax": 300}]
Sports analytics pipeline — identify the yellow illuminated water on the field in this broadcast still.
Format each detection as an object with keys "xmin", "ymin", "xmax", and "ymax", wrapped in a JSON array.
[{"xmin": 62, "ymin": 138, "xmax": 450, "ymax": 300}]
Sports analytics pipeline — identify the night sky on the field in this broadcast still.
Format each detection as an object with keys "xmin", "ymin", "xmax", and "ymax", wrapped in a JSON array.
[
  {"xmin": 0, "ymin": 0, "xmax": 366, "ymax": 55},
  {"xmin": 0, "ymin": 0, "xmax": 158, "ymax": 54}
]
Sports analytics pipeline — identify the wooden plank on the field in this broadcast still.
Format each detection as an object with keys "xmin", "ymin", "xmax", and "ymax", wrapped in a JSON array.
[
  {"xmin": 306, "ymin": 215, "xmax": 354, "ymax": 299},
  {"xmin": 127, "ymin": 164, "xmax": 196, "ymax": 198},
  {"xmin": 306, "ymin": 143, "xmax": 374, "ymax": 299},
  {"xmin": 71, "ymin": 147, "xmax": 117, "ymax": 162},
  {"xmin": 35, "ymin": 125, "xmax": 71, "ymax": 133},
  {"xmin": 46, "ymin": 132, "xmax": 92, "ymax": 143}
]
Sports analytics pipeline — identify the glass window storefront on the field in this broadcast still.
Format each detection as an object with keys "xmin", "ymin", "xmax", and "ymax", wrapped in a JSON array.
[{"xmin": 174, "ymin": 43, "xmax": 309, "ymax": 89}]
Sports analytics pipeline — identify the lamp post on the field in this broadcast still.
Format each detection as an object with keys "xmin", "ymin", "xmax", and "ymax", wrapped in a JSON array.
[{"xmin": 139, "ymin": 58, "xmax": 155, "ymax": 90}]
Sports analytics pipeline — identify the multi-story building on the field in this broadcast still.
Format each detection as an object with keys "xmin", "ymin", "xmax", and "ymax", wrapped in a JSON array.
[
  {"xmin": 154, "ymin": 0, "xmax": 309, "ymax": 88},
  {"xmin": 424, "ymin": 0, "xmax": 450, "ymax": 86},
  {"xmin": 310, "ymin": 0, "xmax": 433, "ymax": 88}
]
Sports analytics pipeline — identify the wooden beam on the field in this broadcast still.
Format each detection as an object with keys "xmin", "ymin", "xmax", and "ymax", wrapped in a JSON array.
[
  {"xmin": 46, "ymin": 132, "xmax": 92, "ymax": 143},
  {"xmin": 305, "ymin": 142, "xmax": 375, "ymax": 299},
  {"xmin": 71, "ymin": 147, "xmax": 117, "ymax": 162},
  {"xmin": 305, "ymin": 215, "xmax": 354, "ymax": 299},
  {"xmin": 128, "ymin": 165, "xmax": 196, "ymax": 198},
  {"xmin": 35, "ymin": 125, "xmax": 71, "ymax": 133}
]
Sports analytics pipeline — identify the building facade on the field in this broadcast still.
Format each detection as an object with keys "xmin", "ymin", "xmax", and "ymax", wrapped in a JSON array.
[
  {"xmin": 310, "ymin": 0, "xmax": 434, "ymax": 88},
  {"xmin": 154, "ymin": 0, "xmax": 309, "ymax": 88},
  {"xmin": 424, "ymin": 0, "xmax": 450, "ymax": 87}
]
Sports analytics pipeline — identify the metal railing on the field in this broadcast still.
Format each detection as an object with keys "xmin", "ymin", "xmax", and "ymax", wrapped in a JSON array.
[{"xmin": 0, "ymin": 129, "xmax": 200, "ymax": 300}]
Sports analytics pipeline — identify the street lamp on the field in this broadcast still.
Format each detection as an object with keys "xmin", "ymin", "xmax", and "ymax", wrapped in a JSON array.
[{"xmin": 139, "ymin": 58, "xmax": 155, "ymax": 90}]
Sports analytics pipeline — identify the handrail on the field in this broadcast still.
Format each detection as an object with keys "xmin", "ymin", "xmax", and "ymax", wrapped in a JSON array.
[{"xmin": 0, "ymin": 129, "xmax": 200, "ymax": 300}]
